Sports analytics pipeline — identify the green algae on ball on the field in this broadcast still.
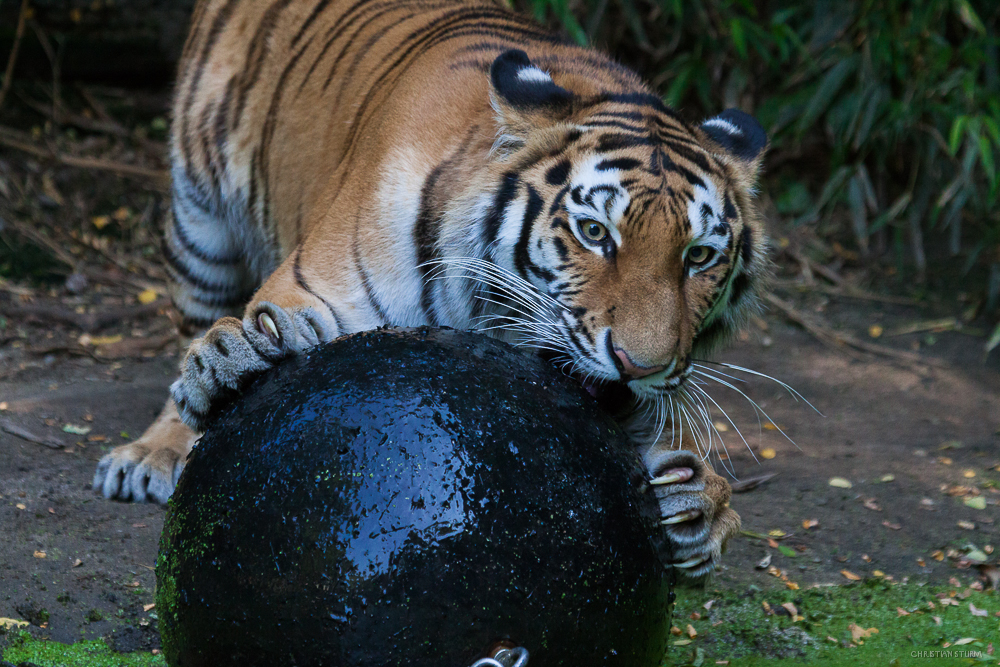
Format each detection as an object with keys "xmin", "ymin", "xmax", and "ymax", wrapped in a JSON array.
[{"xmin": 157, "ymin": 328, "xmax": 673, "ymax": 667}]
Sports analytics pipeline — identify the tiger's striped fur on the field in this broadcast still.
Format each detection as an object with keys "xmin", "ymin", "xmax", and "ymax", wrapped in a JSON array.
[{"xmin": 95, "ymin": 0, "xmax": 769, "ymax": 578}]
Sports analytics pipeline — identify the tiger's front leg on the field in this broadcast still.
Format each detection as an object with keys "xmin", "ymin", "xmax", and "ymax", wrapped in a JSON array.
[
  {"xmin": 640, "ymin": 444, "xmax": 740, "ymax": 578},
  {"xmin": 172, "ymin": 296, "xmax": 342, "ymax": 431}
]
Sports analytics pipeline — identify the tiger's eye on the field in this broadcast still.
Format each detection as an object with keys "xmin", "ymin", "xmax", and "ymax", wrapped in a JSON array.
[
  {"xmin": 580, "ymin": 219, "xmax": 608, "ymax": 243},
  {"xmin": 687, "ymin": 246, "xmax": 715, "ymax": 266}
]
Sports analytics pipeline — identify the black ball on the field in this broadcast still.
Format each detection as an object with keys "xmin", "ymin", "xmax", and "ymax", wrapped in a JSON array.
[{"xmin": 156, "ymin": 328, "xmax": 672, "ymax": 667}]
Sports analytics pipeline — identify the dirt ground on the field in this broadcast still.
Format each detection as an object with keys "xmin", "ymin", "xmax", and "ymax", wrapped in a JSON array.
[{"xmin": 1, "ymin": 280, "xmax": 997, "ymax": 651}]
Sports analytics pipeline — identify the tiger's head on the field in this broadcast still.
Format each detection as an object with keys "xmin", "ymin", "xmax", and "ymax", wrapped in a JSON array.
[{"xmin": 478, "ymin": 50, "xmax": 768, "ymax": 407}]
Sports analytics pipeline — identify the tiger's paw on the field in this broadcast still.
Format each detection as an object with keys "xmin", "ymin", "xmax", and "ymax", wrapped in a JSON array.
[
  {"xmin": 643, "ymin": 448, "xmax": 740, "ymax": 578},
  {"xmin": 92, "ymin": 409, "xmax": 196, "ymax": 503},
  {"xmin": 171, "ymin": 302, "xmax": 339, "ymax": 431}
]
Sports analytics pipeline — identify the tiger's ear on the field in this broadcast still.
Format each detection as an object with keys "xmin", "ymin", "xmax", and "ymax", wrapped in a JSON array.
[
  {"xmin": 700, "ymin": 109, "xmax": 767, "ymax": 172},
  {"xmin": 490, "ymin": 49, "xmax": 573, "ymax": 141}
]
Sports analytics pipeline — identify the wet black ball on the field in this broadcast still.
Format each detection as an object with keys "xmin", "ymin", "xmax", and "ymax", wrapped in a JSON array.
[{"xmin": 156, "ymin": 328, "xmax": 672, "ymax": 667}]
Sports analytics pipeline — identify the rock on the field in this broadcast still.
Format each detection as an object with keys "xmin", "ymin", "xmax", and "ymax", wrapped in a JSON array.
[{"xmin": 157, "ymin": 328, "xmax": 672, "ymax": 667}]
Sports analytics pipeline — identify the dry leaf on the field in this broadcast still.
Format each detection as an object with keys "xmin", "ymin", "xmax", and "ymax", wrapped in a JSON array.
[
  {"xmin": 768, "ymin": 529, "xmax": 786, "ymax": 538},
  {"xmin": 143, "ymin": 603, "xmax": 156, "ymax": 612},
  {"xmin": 882, "ymin": 520, "xmax": 902, "ymax": 530},
  {"xmin": 954, "ymin": 638, "xmax": 975, "ymax": 646},
  {"xmin": 917, "ymin": 558, "xmax": 927, "ymax": 567},
  {"xmin": 829, "ymin": 477, "xmax": 852, "ymax": 489},
  {"xmin": 868, "ymin": 325, "xmax": 883, "ymax": 338},
  {"xmin": 33, "ymin": 551, "xmax": 46, "ymax": 559},
  {"xmin": 670, "ymin": 626, "xmax": 682, "ymax": 636},
  {"xmin": 673, "ymin": 639, "xmax": 692, "ymax": 646},
  {"xmin": 756, "ymin": 553, "xmax": 772, "ymax": 569},
  {"xmin": 62, "ymin": 424, "xmax": 91, "ymax": 435},
  {"xmin": 802, "ymin": 519, "xmax": 819, "ymax": 529},
  {"xmin": 896, "ymin": 607, "xmax": 909, "ymax": 616},
  {"xmin": 781, "ymin": 602, "xmax": 798, "ymax": 616},
  {"xmin": 703, "ymin": 600, "xmax": 715, "ymax": 611},
  {"xmin": 963, "ymin": 469, "xmax": 976, "ymax": 478},
  {"xmin": 862, "ymin": 498, "xmax": 882, "ymax": 511},
  {"xmin": 0, "ymin": 618, "xmax": 29, "ymax": 630},
  {"xmin": 72, "ymin": 559, "xmax": 83, "ymax": 567},
  {"xmin": 91, "ymin": 215, "xmax": 112, "ymax": 230},
  {"xmin": 785, "ymin": 581, "xmax": 800, "ymax": 590},
  {"xmin": 957, "ymin": 520, "xmax": 976, "ymax": 530},
  {"xmin": 841, "ymin": 570, "xmax": 862, "ymax": 581},
  {"xmin": 937, "ymin": 456, "xmax": 953, "ymax": 465},
  {"xmin": 931, "ymin": 550, "xmax": 945, "ymax": 561},
  {"xmin": 137, "ymin": 288, "xmax": 159, "ymax": 305},
  {"xmin": 873, "ymin": 570, "xmax": 885, "ymax": 577},
  {"xmin": 848, "ymin": 623, "xmax": 878, "ymax": 642},
  {"xmin": 964, "ymin": 496, "xmax": 986, "ymax": 510},
  {"xmin": 969, "ymin": 603, "xmax": 988, "ymax": 617},
  {"xmin": 879, "ymin": 474, "xmax": 895, "ymax": 482},
  {"xmin": 761, "ymin": 601, "xmax": 772, "ymax": 615},
  {"xmin": 16, "ymin": 503, "xmax": 25, "ymax": 510},
  {"xmin": 761, "ymin": 448, "xmax": 776, "ymax": 459},
  {"xmin": 686, "ymin": 624, "xmax": 697, "ymax": 638},
  {"xmin": 932, "ymin": 616, "xmax": 942, "ymax": 625}
]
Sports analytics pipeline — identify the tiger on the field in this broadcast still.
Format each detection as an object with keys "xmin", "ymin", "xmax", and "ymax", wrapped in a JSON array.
[{"xmin": 93, "ymin": 0, "xmax": 770, "ymax": 579}]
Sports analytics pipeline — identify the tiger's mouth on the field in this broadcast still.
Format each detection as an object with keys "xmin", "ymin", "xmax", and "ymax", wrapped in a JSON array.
[{"xmin": 537, "ymin": 350, "xmax": 635, "ymax": 415}]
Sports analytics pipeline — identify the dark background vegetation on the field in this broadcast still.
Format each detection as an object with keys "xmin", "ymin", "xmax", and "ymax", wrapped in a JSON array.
[{"xmin": 1, "ymin": 0, "xmax": 999, "ymax": 349}]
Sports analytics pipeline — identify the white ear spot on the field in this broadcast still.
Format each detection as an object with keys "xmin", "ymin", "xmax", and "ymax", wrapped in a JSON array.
[
  {"xmin": 516, "ymin": 66, "xmax": 553, "ymax": 84},
  {"xmin": 702, "ymin": 118, "xmax": 742, "ymax": 137}
]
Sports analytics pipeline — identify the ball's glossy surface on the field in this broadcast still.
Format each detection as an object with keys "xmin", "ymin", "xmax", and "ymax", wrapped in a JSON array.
[{"xmin": 157, "ymin": 328, "xmax": 671, "ymax": 667}]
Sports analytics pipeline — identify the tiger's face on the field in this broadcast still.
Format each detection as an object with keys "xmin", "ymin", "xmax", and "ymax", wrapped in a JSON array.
[{"xmin": 486, "ymin": 51, "xmax": 767, "ymax": 404}]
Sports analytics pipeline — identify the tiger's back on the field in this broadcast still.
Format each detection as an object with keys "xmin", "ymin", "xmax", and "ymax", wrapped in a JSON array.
[{"xmin": 167, "ymin": 0, "xmax": 646, "ymax": 330}]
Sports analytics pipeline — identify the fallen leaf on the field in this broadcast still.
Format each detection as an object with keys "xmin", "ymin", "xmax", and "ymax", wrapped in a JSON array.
[
  {"xmin": 756, "ymin": 553, "xmax": 772, "ymax": 569},
  {"xmin": 963, "ymin": 469, "xmax": 976, "ymax": 478},
  {"xmin": 0, "ymin": 402, "xmax": 8, "ymax": 410},
  {"xmin": 689, "ymin": 612, "xmax": 701, "ymax": 621},
  {"xmin": 0, "ymin": 618, "xmax": 29, "ymax": 629},
  {"xmin": 686, "ymin": 624, "xmax": 697, "ymax": 638},
  {"xmin": 986, "ymin": 545, "xmax": 994, "ymax": 555},
  {"xmin": 125, "ymin": 581, "xmax": 140, "ymax": 588},
  {"xmin": 848, "ymin": 623, "xmax": 878, "ymax": 642},
  {"xmin": 16, "ymin": 503, "xmax": 25, "ymax": 510},
  {"xmin": 970, "ymin": 603, "xmax": 988, "ymax": 617},
  {"xmin": 873, "ymin": 570, "xmax": 885, "ymax": 577},
  {"xmin": 33, "ymin": 551, "xmax": 46, "ymax": 559},
  {"xmin": 932, "ymin": 616, "xmax": 942, "ymax": 625},
  {"xmin": 882, "ymin": 520, "xmax": 902, "ymax": 530},
  {"xmin": 761, "ymin": 448, "xmax": 776, "ymax": 459},
  {"xmin": 91, "ymin": 215, "xmax": 112, "ymax": 230},
  {"xmin": 761, "ymin": 601, "xmax": 772, "ymax": 614},
  {"xmin": 939, "ymin": 598, "xmax": 959, "ymax": 606},
  {"xmin": 143, "ymin": 603, "xmax": 156, "ymax": 613},
  {"xmin": 841, "ymin": 570, "xmax": 862, "ymax": 581},
  {"xmin": 868, "ymin": 325, "xmax": 883, "ymax": 338},
  {"xmin": 896, "ymin": 607, "xmax": 910, "ymax": 617},
  {"xmin": 920, "ymin": 498, "xmax": 936, "ymax": 509},
  {"xmin": 768, "ymin": 529, "xmax": 786, "ymax": 538},
  {"xmin": 767, "ymin": 538, "xmax": 779, "ymax": 548},
  {"xmin": 785, "ymin": 581, "xmax": 800, "ymax": 590},
  {"xmin": 62, "ymin": 424, "xmax": 91, "ymax": 435},
  {"xmin": 673, "ymin": 639, "xmax": 692, "ymax": 646},
  {"xmin": 778, "ymin": 545, "xmax": 797, "ymax": 558},
  {"xmin": 137, "ymin": 289, "xmax": 158, "ymax": 305},
  {"xmin": 112, "ymin": 206, "xmax": 131, "ymax": 222},
  {"xmin": 670, "ymin": 626, "xmax": 683, "ymax": 636},
  {"xmin": 964, "ymin": 496, "xmax": 986, "ymax": 510},
  {"xmin": 917, "ymin": 558, "xmax": 927, "ymax": 567},
  {"xmin": 863, "ymin": 498, "xmax": 882, "ymax": 511},
  {"xmin": 703, "ymin": 600, "xmax": 715, "ymax": 611},
  {"xmin": 931, "ymin": 550, "xmax": 945, "ymax": 561},
  {"xmin": 957, "ymin": 520, "xmax": 976, "ymax": 530},
  {"xmin": 781, "ymin": 602, "xmax": 798, "ymax": 616},
  {"xmin": 879, "ymin": 474, "xmax": 895, "ymax": 482},
  {"xmin": 72, "ymin": 559, "xmax": 83, "ymax": 567},
  {"xmin": 954, "ymin": 638, "xmax": 975, "ymax": 646},
  {"xmin": 938, "ymin": 456, "xmax": 953, "ymax": 466},
  {"xmin": 965, "ymin": 548, "xmax": 988, "ymax": 562},
  {"xmin": 829, "ymin": 477, "xmax": 852, "ymax": 489},
  {"xmin": 803, "ymin": 519, "xmax": 819, "ymax": 529}
]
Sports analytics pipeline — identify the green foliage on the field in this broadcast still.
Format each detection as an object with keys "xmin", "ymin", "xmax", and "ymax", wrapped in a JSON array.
[{"xmin": 519, "ymin": 0, "xmax": 1000, "ymax": 286}]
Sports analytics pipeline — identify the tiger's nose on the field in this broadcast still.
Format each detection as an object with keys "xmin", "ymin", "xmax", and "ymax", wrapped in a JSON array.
[{"xmin": 613, "ymin": 348, "xmax": 667, "ymax": 379}]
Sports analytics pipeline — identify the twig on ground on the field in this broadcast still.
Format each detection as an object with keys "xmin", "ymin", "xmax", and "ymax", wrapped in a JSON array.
[
  {"xmin": 0, "ymin": 131, "xmax": 169, "ymax": 188},
  {"xmin": 0, "ymin": 299, "xmax": 171, "ymax": 333},
  {"xmin": 0, "ymin": 0, "xmax": 30, "ymax": 111},
  {"xmin": 25, "ymin": 342, "xmax": 102, "ymax": 361},
  {"xmin": 765, "ymin": 293, "xmax": 945, "ymax": 368},
  {"xmin": 17, "ymin": 90, "xmax": 130, "ymax": 137},
  {"xmin": 3, "ymin": 217, "xmax": 78, "ymax": 268},
  {"xmin": 1, "ymin": 418, "xmax": 67, "ymax": 449},
  {"xmin": 772, "ymin": 278, "xmax": 921, "ymax": 307}
]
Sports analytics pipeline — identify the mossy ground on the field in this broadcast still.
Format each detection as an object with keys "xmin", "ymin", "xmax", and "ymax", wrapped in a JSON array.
[
  {"xmin": 664, "ymin": 579, "xmax": 998, "ymax": 667},
  {"xmin": 1, "ymin": 631, "xmax": 165, "ymax": 667}
]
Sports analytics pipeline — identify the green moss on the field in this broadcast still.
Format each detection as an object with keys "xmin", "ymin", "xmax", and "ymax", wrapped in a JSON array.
[
  {"xmin": 1, "ymin": 632, "xmax": 166, "ymax": 667},
  {"xmin": 664, "ymin": 579, "xmax": 998, "ymax": 666}
]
